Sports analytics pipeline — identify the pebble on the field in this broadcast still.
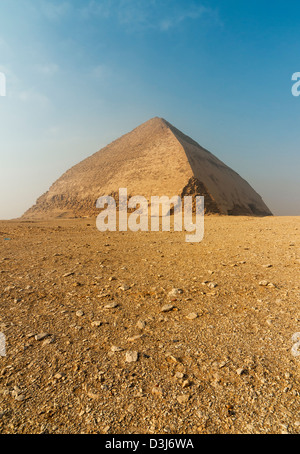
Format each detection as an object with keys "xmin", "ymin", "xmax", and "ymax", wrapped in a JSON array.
[
  {"xmin": 186, "ymin": 312, "xmax": 198, "ymax": 320},
  {"xmin": 151, "ymin": 386, "xmax": 163, "ymax": 397},
  {"xmin": 104, "ymin": 302, "xmax": 118, "ymax": 309},
  {"xmin": 136, "ymin": 320, "xmax": 146, "ymax": 330},
  {"xmin": 54, "ymin": 373, "xmax": 63, "ymax": 380},
  {"xmin": 91, "ymin": 321, "xmax": 102, "ymax": 327},
  {"xmin": 182, "ymin": 380, "xmax": 191, "ymax": 388},
  {"xmin": 76, "ymin": 310, "xmax": 84, "ymax": 317},
  {"xmin": 119, "ymin": 284, "xmax": 130, "ymax": 291},
  {"xmin": 259, "ymin": 280, "xmax": 269, "ymax": 287},
  {"xmin": 168, "ymin": 288, "xmax": 183, "ymax": 298},
  {"xmin": 128, "ymin": 335, "xmax": 143, "ymax": 342},
  {"xmin": 161, "ymin": 304, "xmax": 174, "ymax": 313},
  {"xmin": 125, "ymin": 351, "xmax": 139, "ymax": 363},
  {"xmin": 236, "ymin": 367, "xmax": 247, "ymax": 376},
  {"xmin": 177, "ymin": 394, "xmax": 190, "ymax": 404},
  {"xmin": 111, "ymin": 346, "xmax": 123, "ymax": 352},
  {"xmin": 63, "ymin": 272, "xmax": 74, "ymax": 277},
  {"xmin": 291, "ymin": 333, "xmax": 300, "ymax": 343},
  {"xmin": 291, "ymin": 342, "xmax": 300, "ymax": 358},
  {"xmin": 175, "ymin": 372, "xmax": 184, "ymax": 379},
  {"xmin": 207, "ymin": 283, "xmax": 217, "ymax": 289},
  {"xmin": 35, "ymin": 333, "xmax": 49, "ymax": 341},
  {"xmin": 42, "ymin": 336, "xmax": 55, "ymax": 346}
]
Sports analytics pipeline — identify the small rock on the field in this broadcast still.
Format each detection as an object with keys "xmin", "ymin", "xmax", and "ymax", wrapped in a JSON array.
[
  {"xmin": 168, "ymin": 288, "xmax": 183, "ymax": 298},
  {"xmin": 236, "ymin": 367, "xmax": 247, "ymax": 376},
  {"xmin": 292, "ymin": 333, "xmax": 300, "ymax": 343},
  {"xmin": 119, "ymin": 284, "xmax": 130, "ymax": 291},
  {"xmin": 291, "ymin": 342, "xmax": 300, "ymax": 358},
  {"xmin": 91, "ymin": 321, "xmax": 102, "ymax": 327},
  {"xmin": 186, "ymin": 312, "xmax": 198, "ymax": 320},
  {"xmin": 128, "ymin": 334, "xmax": 143, "ymax": 342},
  {"xmin": 175, "ymin": 372, "xmax": 184, "ymax": 379},
  {"xmin": 35, "ymin": 333, "xmax": 49, "ymax": 341},
  {"xmin": 125, "ymin": 351, "xmax": 139, "ymax": 363},
  {"xmin": 54, "ymin": 373, "xmax": 63, "ymax": 380},
  {"xmin": 161, "ymin": 304, "xmax": 174, "ymax": 313},
  {"xmin": 151, "ymin": 386, "xmax": 163, "ymax": 397},
  {"xmin": 182, "ymin": 380, "xmax": 191, "ymax": 388},
  {"xmin": 76, "ymin": 310, "xmax": 84, "ymax": 317},
  {"xmin": 259, "ymin": 280, "xmax": 269, "ymax": 287},
  {"xmin": 111, "ymin": 346, "xmax": 123, "ymax": 352},
  {"xmin": 207, "ymin": 282, "xmax": 217, "ymax": 289},
  {"xmin": 42, "ymin": 336, "xmax": 55, "ymax": 346},
  {"xmin": 104, "ymin": 302, "xmax": 118, "ymax": 309},
  {"xmin": 177, "ymin": 394, "xmax": 190, "ymax": 404},
  {"xmin": 136, "ymin": 320, "xmax": 146, "ymax": 330}
]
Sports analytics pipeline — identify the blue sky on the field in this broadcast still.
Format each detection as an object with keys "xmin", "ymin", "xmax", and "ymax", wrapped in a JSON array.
[{"xmin": 0, "ymin": 0, "xmax": 299, "ymax": 218}]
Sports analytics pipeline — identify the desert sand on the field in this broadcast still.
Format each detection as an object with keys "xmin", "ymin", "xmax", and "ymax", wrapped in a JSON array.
[{"xmin": 0, "ymin": 215, "xmax": 299, "ymax": 434}]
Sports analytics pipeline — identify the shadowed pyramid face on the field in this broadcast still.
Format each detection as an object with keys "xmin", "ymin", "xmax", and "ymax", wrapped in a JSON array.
[{"xmin": 23, "ymin": 117, "xmax": 272, "ymax": 219}]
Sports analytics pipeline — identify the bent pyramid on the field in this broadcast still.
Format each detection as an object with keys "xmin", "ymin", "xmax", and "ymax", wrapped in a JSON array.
[{"xmin": 23, "ymin": 117, "xmax": 272, "ymax": 218}]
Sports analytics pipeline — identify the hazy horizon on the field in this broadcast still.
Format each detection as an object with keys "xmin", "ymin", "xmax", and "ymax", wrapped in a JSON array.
[{"xmin": 1, "ymin": 0, "xmax": 300, "ymax": 219}]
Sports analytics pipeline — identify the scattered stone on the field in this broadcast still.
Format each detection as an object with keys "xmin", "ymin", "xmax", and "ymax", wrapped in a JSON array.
[
  {"xmin": 236, "ymin": 367, "xmax": 247, "ymax": 376},
  {"xmin": 128, "ymin": 334, "xmax": 143, "ymax": 342},
  {"xmin": 54, "ymin": 373, "xmax": 63, "ymax": 380},
  {"xmin": 291, "ymin": 342, "xmax": 300, "ymax": 358},
  {"xmin": 136, "ymin": 320, "xmax": 146, "ymax": 330},
  {"xmin": 35, "ymin": 333, "xmax": 49, "ymax": 341},
  {"xmin": 109, "ymin": 276, "xmax": 117, "ymax": 281},
  {"xmin": 91, "ymin": 321, "xmax": 102, "ymax": 327},
  {"xmin": 161, "ymin": 304, "xmax": 174, "ymax": 313},
  {"xmin": 125, "ymin": 351, "xmax": 139, "ymax": 363},
  {"xmin": 177, "ymin": 394, "xmax": 190, "ymax": 404},
  {"xmin": 292, "ymin": 333, "xmax": 300, "ymax": 343},
  {"xmin": 119, "ymin": 284, "xmax": 130, "ymax": 291},
  {"xmin": 63, "ymin": 272, "xmax": 74, "ymax": 277},
  {"xmin": 207, "ymin": 283, "xmax": 217, "ymax": 289},
  {"xmin": 104, "ymin": 302, "xmax": 118, "ymax": 309},
  {"xmin": 14, "ymin": 394, "xmax": 26, "ymax": 402},
  {"xmin": 151, "ymin": 386, "xmax": 163, "ymax": 397},
  {"xmin": 175, "ymin": 372, "xmax": 184, "ymax": 379},
  {"xmin": 182, "ymin": 380, "xmax": 191, "ymax": 389},
  {"xmin": 111, "ymin": 346, "xmax": 123, "ymax": 352},
  {"xmin": 168, "ymin": 288, "xmax": 183, "ymax": 298},
  {"xmin": 259, "ymin": 280, "xmax": 269, "ymax": 287},
  {"xmin": 42, "ymin": 336, "xmax": 55, "ymax": 346},
  {"xmin": 76, "ymin": 310, "xmax": 84, "ymax": 317},
  {"xmin": 186, "ymin": 312, "xmax": 198, "ymax": 320}
]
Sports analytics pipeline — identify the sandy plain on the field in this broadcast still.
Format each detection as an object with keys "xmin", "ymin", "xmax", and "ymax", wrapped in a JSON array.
[{"xmin": 0, "ymin": 215, "xmax": 299, "ymax": 434}]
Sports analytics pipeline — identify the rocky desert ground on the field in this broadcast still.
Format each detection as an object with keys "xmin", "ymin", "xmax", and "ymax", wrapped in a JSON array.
[{"xmin": 0, "ymin": 215, "xmax": 299, "ymax": 434}]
